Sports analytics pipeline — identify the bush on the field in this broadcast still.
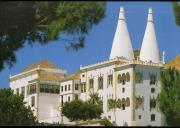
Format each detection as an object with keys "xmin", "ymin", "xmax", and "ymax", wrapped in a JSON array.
[{"xmin": 62, "ymin": 100, "xmax": 103, "ymax": 121}]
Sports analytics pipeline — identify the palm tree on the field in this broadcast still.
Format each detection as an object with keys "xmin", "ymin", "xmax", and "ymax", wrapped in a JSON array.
[
  {"xmin": 108, "ymin": 98, "xmax": 119, "ymax": 125},
  {"xmin": 88, "ymin": 92, "xmax": 101, "ymax": 105}
]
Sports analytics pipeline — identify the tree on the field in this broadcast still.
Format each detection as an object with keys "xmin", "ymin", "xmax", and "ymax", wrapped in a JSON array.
[
  {"xmin": 108, "ymin": 98, "xmax": 119, "ymax": 125},
  {"xmin": 100, "ymin": 117, "xmax": 114, "ymax": 126},
  {"xmin": 62, "ymin": 100, "xmax": 103, "ymax": 122},
  {"xmin": 0, "ymin": 2, "xmax": 106, "ymax": 71},
  {"xmin": 88, "ymin": 92, "xmax": 101, "ymax": 105},
  {"xmin": 157, "ymin": 67, "xmax": 180, "ymax": 126},
  {"xmin": 0, "ymin": 88, "xmax": 38, "ymax": 125},
  {"xmin": 172, "ymin": 2, "xmax": 180, "ymax": 26}
]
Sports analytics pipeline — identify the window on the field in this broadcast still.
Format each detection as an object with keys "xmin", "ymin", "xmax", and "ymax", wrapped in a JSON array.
[
  {"xmin": 151, "ymin": 114, "xmax": 155, "ymax": 121},
  {"xmin": 50, "ymin": 85, "xmax": 54, "ymax": 93},
  {"xmin": 31, "ymin": 96, "xmax": 35, "ymax": 107},
  {"xmin": 150, "ymin": 98, "xmax": 156, "ymax": 110},
  {"xmin": 126, "ymin": 72, "xmax": 130, "ymax": 82},
  {"xmin": 122, "ymin": 104, "xmax": 125, "ymax": 110},
  {"xmin": 45, "ymin": 85, "xmax": 49, "ymax": 93},
  {"xmin": 138, "ymin": 115, "xmax": 141, "ymax": 119},
  {"xmin": 21, "ymin": 87, "xmax": 25, "ymax": 97},
  {"xmin": 82, "ymin": 74, "xmax": 85, "ymax": 77},
  {"xmin": 61, "ymin": 96, "xmax": 63, "ymax": 106},
  {"xmin": 61, "ymin": 86, "xmax": 63, "ymax": 92},
  {"xmin": 107, "ymin": 75, "xmax": 113, "ymax": 87},
  {"xmin": 65, "ymin": 85, "xmax": 67, "ymax": 91},
  {"xmin": 118, "ymin": 74, "xmax": 121, "ymax": 83},
  {"xmin": 151, "ymin": 88, "xmax": 155, "ymax": 93},
  {"xmin": 89, "ymin": 79, "xmax": 94, "ymax": 89},
  {"xmin": 126, "ymin": 97, "xmax": 130, "ymax": 107},
  {"xmin": 122, "ymin": 73, "xmax": 126, "ymax": 85},
  {"xmin": 55, "ymin": 87, "xmax": 59, "ymax": 94},
  {"xmin": 75, "ymin": 84, "xmax": 79, "ymax": 90},
  {"xmin": 84, "ymin": 83, "xmax": 86, "ymax": 92},
  {"xmin": 122, "ymin": 98, "xmax": 126, "ymax": 110},
  {"xmin": 81, "ymin": 84, "xmax": 84, "ymax": 93},
  {"xmin": 68, "ymin": 96, "xmax": 70, "ymax": 102},
  {"xmin": 75, "ymin": 94, "xmax": 78, "ymax": 100},
  {"xmin": 98, "ymin": 76, "xmax": 103, "ymax": 89},
  {"xmin": 29, "ymin": 84, "xmax": 36, "ymax": 94},
  {"xmin": 122, "ymin": 88, "xmax": 125, "ymax": 93},
  {"xmin": 68, "ymin": 84, "xmax": 71, "ymax": 91},
  {"xmin": 150, "ymin": 74, "xmax": 156, "ymax": 85},
  {"xmin": 135, "ymin": 72, "xmax": 143, "ymax": 83},
  {"xmin": 16, "ymin": 88, "xmax": 19, "ymax": 95},
  {"xmin": 40, "ymin": 84, "xmax": 45, "ymax": 92}
]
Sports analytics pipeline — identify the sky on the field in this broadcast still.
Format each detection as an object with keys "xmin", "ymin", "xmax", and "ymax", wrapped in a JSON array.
[{"xmin": 0, "ymin": 2, "xmax": 179, "ymax": 88}]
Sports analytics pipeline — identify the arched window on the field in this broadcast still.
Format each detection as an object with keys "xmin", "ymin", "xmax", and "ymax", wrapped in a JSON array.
[
  {"xmin": 122, "ymin": 73, "xmax": 126, "ymax": 85},
  {"xmin": 126, "ymin": 72, "xmax": 130, "ymax": 82},
  {"xmin": 126, "ymin": 97, "xmax": 130, "ymax": 107},
  {"xmin": 118, "ymin": 74, "xmax": 121, "ymax": 83},
  {"xmin": 117, "ymin": 99, "xmax": 121, "ymax": 108},
  {"xmin": 122, "ymin": 98, "xmax": 126, "ymax": 110}
]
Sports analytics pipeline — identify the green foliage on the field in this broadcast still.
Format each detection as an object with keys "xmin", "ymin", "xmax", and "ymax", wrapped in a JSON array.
[
  {"xmin": 0, "ymin": 88, "xmax": 38, "ymax": 125},
  {"xmin": 88, "ymin": 92, "xmax": 101, "ymax": 105},
  {"xmin": 100, "ymin": 117, "xmax": 114, "ymax": 126},
  {"xmin": 0, "ymin": 2, "xmax": 106, "ymax": 71},
  {"xmin": 157, "ymin": 67, "xmax": 180, "ymax": 126},
  {"xmin": 62, "ymin": 100, "xmax": 103, "ymax": 121},
  {"xmin": 173, "ymin": 2, "xmax": 180, "ymax": 26}
]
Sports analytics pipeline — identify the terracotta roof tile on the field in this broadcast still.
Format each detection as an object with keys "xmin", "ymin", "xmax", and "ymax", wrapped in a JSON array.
[{"xmin": 22, "ymin": 60, "xmax": 59, "ymax": 72}]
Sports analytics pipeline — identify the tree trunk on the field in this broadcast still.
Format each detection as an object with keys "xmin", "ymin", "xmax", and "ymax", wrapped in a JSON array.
[{"xmin": 114, "ymin": 108, "xmax": 116, "ymax": 125}]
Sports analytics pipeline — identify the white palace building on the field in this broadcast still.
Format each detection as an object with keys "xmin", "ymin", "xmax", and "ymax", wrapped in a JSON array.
[{"xmin": 9, "ymin": 7, "xmax": 165, "ymax": 126}]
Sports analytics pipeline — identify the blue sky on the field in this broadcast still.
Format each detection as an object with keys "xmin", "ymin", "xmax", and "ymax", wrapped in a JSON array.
[{"xmin": 0, "ymin": 2, "xmax": 179, "ymax": 88}]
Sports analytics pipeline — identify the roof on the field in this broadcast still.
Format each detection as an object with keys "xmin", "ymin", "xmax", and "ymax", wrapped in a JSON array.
[
  {"xmin": 140, "ymin": 8, "xmax": 160, "ymax": 63},
  {"xmin": 39, "ymin": 72, "xmax": 63, "ymax": 81},
  {"xmin": 60, "ymin": 71, "xmax": 80, "ymax": 81},
  {"xmin": 22, "ymin": 60, "xmax": 59, "ymax": 72},
  {"xmin": 165, "ymin": 55, "xmax": 180, "ymax": 70},
  {"xmin": 109, "ymin": 7, "xmax": 134, "ymax": 60}
]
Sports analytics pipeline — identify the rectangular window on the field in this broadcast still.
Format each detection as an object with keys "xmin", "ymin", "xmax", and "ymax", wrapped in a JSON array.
[
  {"xmin": 98, "ymin": 77, "xmax": 103, "ymax": 89},
  {"xmin": 75, "ymin": 94, "xmax": 78, "ymax": 100},
  {"xmin": 81, "ymin": 84, "xmax": 84, "ymax": 93},
  {"xmin": 55, "ymin": 86, "xmax": 59, "ymax": 94},
  {"xmin": 45, "ymin": 85, "xmax": 49, "ymax": 93},
  {"xmin": 84, "ymin": 83, "xmax": 86, "ymax": 92},
  {"xmin": 135, "ymin": 72, "xmax": 143, "ymax": 83},
  {"xmin": 151, "ymin": 114, "xmax": 155, "ymax": 121},
  {"xmin": 138, "ymin": 115, "xmax": 141, "ymax": 119},
  {"xmin": 89, "ymin": 79, "xmax": 94, "ymax": 89},
  {"xmin": 61, "ymin": 86, "xmax": 63, "ymax": 92},
  {"xmin": 30, "ymin": 84, "xmax": 36, "ymax": 94},
  {"xmin": 65, "ymin": 85, "xmax": 67, "ymax": 91},
  {"xmin": 68, "ymin": 96, "xmax": 71, "ymax": 102},
  {"xmin": 68, "ymin": 84, "xmax": 71, "ymax": 91},
  {"xmin": 122, "ymin": 88, "xmax": 125, "ymax": 93},
  {"xmin": 122, "ymin": 104, "xmax": 125, "ymax": 110},
  {"xmin": 40, "ymin": 84, "xmax": 45, "ymax": 93},
  {"xmin": 151, "ymin": 88, "xmax": 155, "ymax": 93},
  {"xmin": 61, "ymin": 96, "xmax": 63, "ymax": 106},
  {"xmin": 75, "ymin": 84, "xmax": 79, "ymax": 90},
  {"xmin": 107, "ymin": 75, "xmax": 113, "ymax": 87},
  {"xmin": 150, "ymin": 74, "xmax": 156, "ymax": 85},
  {"xmin": 31, "ymin": 96, "xmax": 35, "ymax": 107},
  {"xmin": 150, "ymin": 98, "xmax": 156, "ymax": 110},
  {"xmin": 21, "ymin": 87, "xmax": 25, "ymax": 97},
  {"xmin": 50, "ymin": 85, "xmax": 54, "ymax": 93}
]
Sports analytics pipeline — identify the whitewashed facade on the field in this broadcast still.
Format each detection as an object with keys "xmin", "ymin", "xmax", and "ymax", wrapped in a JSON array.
[{"xmin": 9, "ymin": 7, "xmax": 164, "ymax": 126}]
